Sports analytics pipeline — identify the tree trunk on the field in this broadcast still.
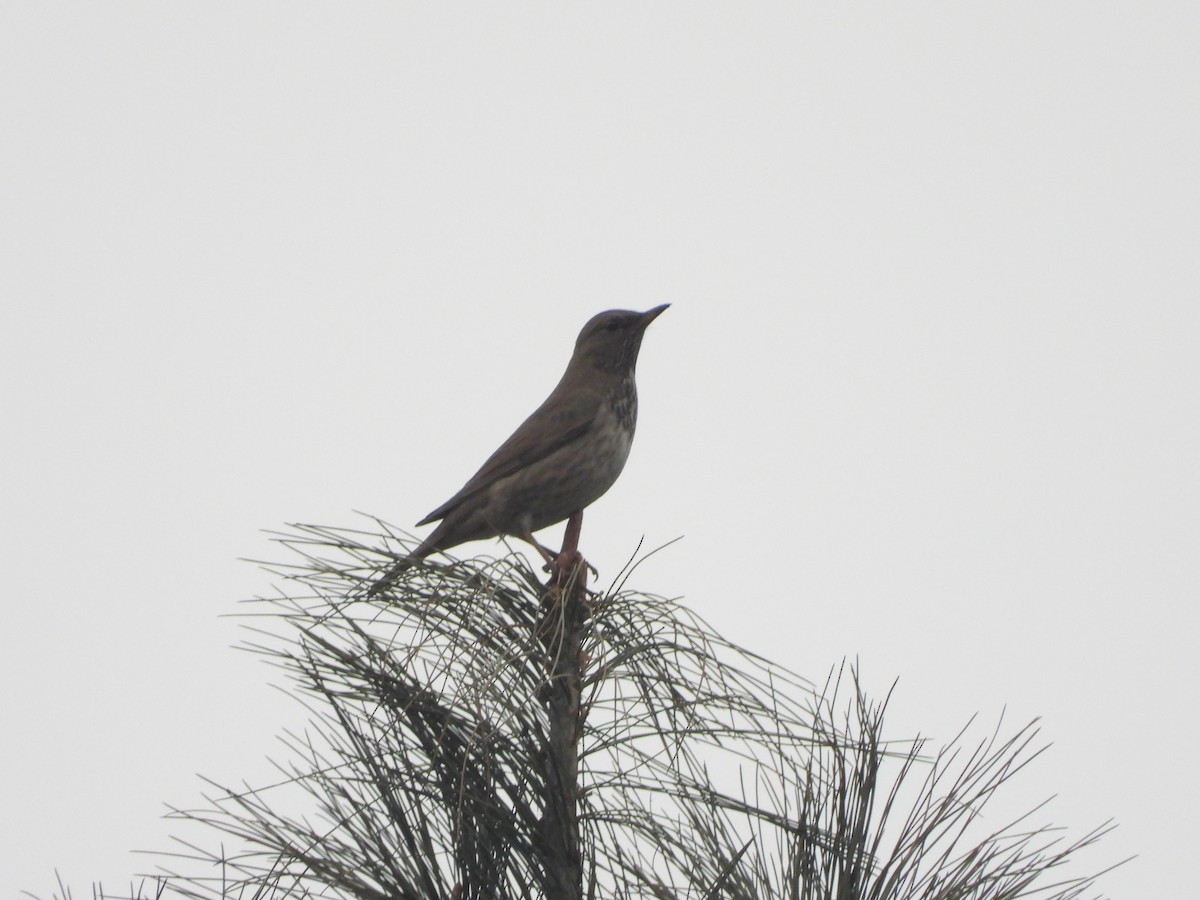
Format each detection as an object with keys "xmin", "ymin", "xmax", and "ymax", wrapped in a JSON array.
[{"xmin": 537, "ymin": 559, "xmax": 588, "ymax": 900}]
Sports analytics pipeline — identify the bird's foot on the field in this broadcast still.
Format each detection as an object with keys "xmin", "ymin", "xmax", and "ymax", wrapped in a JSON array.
[{"xmin": 548, "ymin": 550, "xmax": 597, "ymax": 584}]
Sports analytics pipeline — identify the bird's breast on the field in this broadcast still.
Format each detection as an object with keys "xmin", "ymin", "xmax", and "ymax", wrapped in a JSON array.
[{"xmin": 611, "ymin": 378, "xmax": 638, "ymax": 431}]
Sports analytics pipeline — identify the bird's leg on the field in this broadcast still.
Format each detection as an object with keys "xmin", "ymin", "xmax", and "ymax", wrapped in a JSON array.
[
  {"xmin": 555, "ymin": 510, "xmax": 584, "ymax": 580},
  {"xmin": 560, "ymin": 509, "xmax": 583, "ymax": 559},
  {"xmin": 553, "ymin": 510, "xmax": 597, "ymax": 581},
  {"xmin": 519, "ymin": 529, "xmax": 559, "ymax": 568}
]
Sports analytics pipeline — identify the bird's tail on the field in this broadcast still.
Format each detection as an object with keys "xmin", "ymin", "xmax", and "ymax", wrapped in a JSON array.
[{"xmin": 366, "ymin": 555, "xmax": 417, "ymax": 597}]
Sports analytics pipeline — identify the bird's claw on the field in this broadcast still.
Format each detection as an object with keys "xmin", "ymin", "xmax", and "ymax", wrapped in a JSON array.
[{"xmin": 545, "ymin": 551, "xmax": 596, "ymax": 583}]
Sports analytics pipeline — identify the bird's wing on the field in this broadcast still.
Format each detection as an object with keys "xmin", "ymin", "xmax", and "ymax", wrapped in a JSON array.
[{"xmin": 416, "ymin": 383, "xmax": 601, "ymax": 526}]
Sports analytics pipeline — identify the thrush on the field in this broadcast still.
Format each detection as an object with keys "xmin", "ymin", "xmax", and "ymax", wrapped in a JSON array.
[{"xmin": 368, "ymin": 304, "xmax": 668, "ymax": 594}]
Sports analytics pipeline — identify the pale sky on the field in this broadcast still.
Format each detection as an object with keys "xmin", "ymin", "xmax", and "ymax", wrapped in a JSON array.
[{"xmin": 2, "ymin": 4, "xmax": 1197, "ymax": 897}]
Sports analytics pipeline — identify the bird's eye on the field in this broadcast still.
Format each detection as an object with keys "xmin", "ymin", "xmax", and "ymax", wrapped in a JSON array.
[{"xmin": 604, "ymin": 321, "xmax": 620, "ymax": 332}]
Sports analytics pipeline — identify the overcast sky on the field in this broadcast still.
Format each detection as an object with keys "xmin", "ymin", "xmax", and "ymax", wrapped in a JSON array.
[{"xmin": 2, "ymin": 4, "xmax": 1197, "ymax": 897}]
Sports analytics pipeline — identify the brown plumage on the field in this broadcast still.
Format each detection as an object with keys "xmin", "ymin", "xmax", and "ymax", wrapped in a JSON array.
[{"xmin": 369, "ymin": 305, "xmax": 668, "ymax": 594}]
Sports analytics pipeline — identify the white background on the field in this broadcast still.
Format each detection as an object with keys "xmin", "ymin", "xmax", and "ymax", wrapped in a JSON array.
[{"xmin": 3, "ymin": 4, "xmax": 1197, "ymax": 897}]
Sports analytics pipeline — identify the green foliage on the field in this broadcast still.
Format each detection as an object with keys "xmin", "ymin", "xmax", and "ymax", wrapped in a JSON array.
[
  {"xmin": 152, "ymin": 522, "xmax": 1116, "ymax": 899},
  {"xmin": 39, "ymin": 520, "xmax": 1121, "ymax": 898}
]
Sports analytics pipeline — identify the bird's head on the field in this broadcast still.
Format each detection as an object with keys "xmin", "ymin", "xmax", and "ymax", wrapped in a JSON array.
[{"xmin": 571, "ymin": 305, "xmax": 669, "ymax": 375}]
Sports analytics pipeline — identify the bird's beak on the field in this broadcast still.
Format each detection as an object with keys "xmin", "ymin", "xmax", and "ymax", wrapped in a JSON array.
[{"xmin": 639, "ymin": 304, "xmax": 670, "ymax": 327}]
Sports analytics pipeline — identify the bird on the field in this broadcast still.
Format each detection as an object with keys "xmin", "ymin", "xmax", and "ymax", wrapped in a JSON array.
[{"xmin": 368, "ymin": 304, "xmax": 668, "ymax": 595}]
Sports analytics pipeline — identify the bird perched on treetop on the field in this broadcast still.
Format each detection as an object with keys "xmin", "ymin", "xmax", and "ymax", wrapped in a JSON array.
[{"xmin": 368, "ymin": 305, "xmax": 668, "ymax": 594}]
